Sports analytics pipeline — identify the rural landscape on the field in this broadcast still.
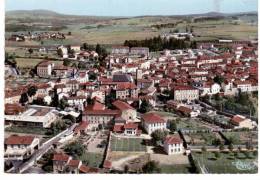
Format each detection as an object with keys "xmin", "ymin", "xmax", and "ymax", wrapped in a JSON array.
[{"xmin": 4, "ymin": 0, "xmax": 258, "ymax": 175}]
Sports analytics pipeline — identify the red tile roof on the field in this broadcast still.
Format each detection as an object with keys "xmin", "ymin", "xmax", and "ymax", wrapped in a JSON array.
[
  {"xmin": 142, "ymin": 113, "xmax": 165, "ymax": 124},
  {"xmin": 67, "ymin": 159, "xmax": 80, "ymax": 167},
  {"xmin": 5, "ymin": 135, "xmax": 35, "ymax": 145},
  {"xmin": 112, "ymin": 100, "xmax": 134, "ymax": 111},
  {"xmin": 231, "ymin": 115, "xmax": 245, "ymax": 125},
  {"xmin": 113, "ymin": 124, "xmax": 124, "ymax": 132},
  {"xmin": 117, "ymin": 82, "xmax": 137, "ymax": 90},
  {"xmin": 85, "ymin": 101, "xmax": 105, "ymax": 111},
  {"xmin": 124, "ymin": 123, "xmax": 138, "ymax": 129},
  {"xmin": 53, "ymin": 153, "xmax": 70, "ymax": 162},
  {"xmin": 164, "ymin": 135, "xmax": 182, "ymax": 145}
]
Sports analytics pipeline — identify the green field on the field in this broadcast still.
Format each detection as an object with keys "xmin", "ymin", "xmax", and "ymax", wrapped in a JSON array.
[
  {"xmin": 192, "ymin": 151, "xmax": 258, "ymax": 174},
  {"xmin": 110, "ymin": 136, "xmax": 146, "ymax": 152}
]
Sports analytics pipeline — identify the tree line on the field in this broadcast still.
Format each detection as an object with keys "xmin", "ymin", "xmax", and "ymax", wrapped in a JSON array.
[{"xmin": 124, "ymin": 36, "xmax": 197, "ymax": 52}]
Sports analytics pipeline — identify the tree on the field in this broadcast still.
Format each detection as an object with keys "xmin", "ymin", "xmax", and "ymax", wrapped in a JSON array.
[
  {"xmin": 213, "ymin": 75, "xmax": 224, "ymax": 84},
  {"xmin": 68, "ymin": 31, "xmax": 72, "ymax": 36},
  {"xmin": 28, "ymin": 48, "xmax": 33, "ymax": 56},
  {"xmin": 78, "ymin": 61, "xmax": 87, "ymax": 69},
  {"xmin": 253, "ymin": 151, "xmax": 258, "ymax": 156},
  {"xmin": 58, "ymin": 98, "xmax": 69, "ymax": 110},
  {"xmin": 228, "ymin": 144, "xmax": 234, "ymax": 152},
  {"xmin": 19, "ymin": 93, "xmax": 28, "ymax": 104},
  {"xmin": 124, "ymin": 165, "xmax": 129, "ymax": 173},
  {"xmin": 214, "ymin": 152, "xmax": 221, "ymax": 159},
  {"xmin": 27, "ymin": 86, "xmax": 37, "ymax": 97},
  {"xmin": 95, "ymin": 44, "xmax": 102, "ymax": 55},
  {"xmin": 219, "ymin": 144, "xmax": 225, "ymax": 151},
  {"xmin": 212, "ymin": 138, "xmax": 222, "ymax": 146},
  {"xmin": 142, "ymin": 161, "xmax": 161, "ymax": 173},
  {"xmin": 49, "ymin": 120, "xmax": 67, "ymax": 135},
  {"xmin": 138, "ymin": 100, "xmax": 152, "ymax": 113},
  {"xmin": 57, "ymin": 48, "xmax": 63, "ymax": 57},
  {"xmin": 64, "ymin": 141, "xmax": 85, "ymax": 157},
  {"xmin": 201, "ymin": 146, "xmax": 207, "ymax": 153},
  {"xmin": 63, "ymin": 59, "xmax": 71, "ymax": 66},
  {"xmin": 151, "ymin": 129, "xmax": 168, "ymax": 145},
  {"xmin": 169, "ymin": 120, "xmax": 177, "ymax": 133}
]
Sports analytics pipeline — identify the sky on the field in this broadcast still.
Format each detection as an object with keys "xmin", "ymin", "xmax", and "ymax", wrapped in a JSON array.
[{"xmin": 5, "ymin": 0, "xmax": 258, "ymax": 16}]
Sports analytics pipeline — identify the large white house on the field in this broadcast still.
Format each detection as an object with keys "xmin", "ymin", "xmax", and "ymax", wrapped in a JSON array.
[
  {"xmin": 4, "ymin": 135, "xmax": 40, "ymax": 160},
  {"xmin": 163, "ymin": 134, "xmax": 184, "ymax": 155},
  {"xmin": 141, "ymin": 113, "xmax": 166, "ymax": 135}
]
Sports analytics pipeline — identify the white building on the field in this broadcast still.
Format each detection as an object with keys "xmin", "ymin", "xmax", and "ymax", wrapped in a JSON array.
[
  {"xmin": 5, "ymin": 105, "xmax": 58, "ymax": 128},
  {"xmin": 141, "ymin": 113, "xmax": 166, "ymax": 135},
  {"xmin": 4, "ymin": 135, "xmax": 40, "ymax": 160},
  {"xmin": 163, "ymin": 135, "xmax": 184, "ymax": 155}
]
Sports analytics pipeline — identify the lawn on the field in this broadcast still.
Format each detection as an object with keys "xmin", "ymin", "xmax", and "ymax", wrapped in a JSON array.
[
  {"xmin": 110, "ymin": 136, "xmax": 146, "ymax": 152},
  {"xmin": 192, "ymin": 151, "xmax": 258, "ymax": 174},
  {"xmin": 160, "ymin": 164, "xmax": 193, "ymax": 174},
  {"xmin": 176, "ymin": 119, "xmax": 211, "ymax": 132},
  {"xmin": 80, "ymin": 152, "xmax": 104, "ymax": 168}
]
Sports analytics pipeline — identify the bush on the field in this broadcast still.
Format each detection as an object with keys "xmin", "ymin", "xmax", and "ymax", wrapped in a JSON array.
[{"xmin": 64, "ymin": 141, "xmax": 85, "ymax": 157}]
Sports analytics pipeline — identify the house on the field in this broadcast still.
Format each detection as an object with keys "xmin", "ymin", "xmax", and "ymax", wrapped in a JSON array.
[
  {"xmin": 74, "ymin": 121, "xmax": 89, "ymax": 136},
  {"xmin": 112, "ymin": 100, "xmax": 137, "ymax": 122},
  {"xmin": 230, "ymin": 115, "xmax": 256, "ymax": 129},
  {"xmin": 53, "ymin": 153, "xmax": 99, "ymax": 174},
  {"xmin": 163, "ymin": 134, "xmax": 184, "ymax": 155},
  {"xmin": 115, "ymin": 82, "xmax": 138, "ymax": 100},
  {"xmin": 141, "ymin": 113, "xmax": 167, "ymax": 135},
  {"xmin": 4, "ymin": 135, "xmax": 40, "ymax": 160},
  {"xmin": 113, "ymin": 122, "xmax": 141, "ymax": 136},
  {"xmin": 36, "ymin": 61, "xmax": 54, "ymax": 77},
  {"xmin": 130, "ymin": 47, "xmax": 149, "ymax": 57},
  {"xmin": 177, "ymin": 106, "xmax": 200, "ymax": 118},
  {"xmin": 173, "ymin": 86, "xmax": 199, "ymax": 101},
  {"xmin": 66, "ymin": 95, "xmax": 87, "ymax": 110},
  {"xmin": 53, "ymin": 153, "xmax": 72, "ymax": 173},
  {"xmin": 111, "ymin": 46, "xmax": 130, "ymax": 55},
  {"xmin": 82, "ymin": 101, "xmax": 119, "ymax": 130}
]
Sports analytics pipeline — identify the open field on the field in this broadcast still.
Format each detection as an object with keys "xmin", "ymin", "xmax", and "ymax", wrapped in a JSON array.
[
  {"xmin": 110, "ymin": 135, "xmax": 146, "ymax": 152},
  {"xmin": 160, "ymin": 164, "xmax": 193, "ymax": 174},
  {"xmin": 5, "ymin": 10, "xmax": 258, "ymax": 45},
  {"xmin": 192, "ymin": 151, "xmax": 258, "ymax": 174},
  {"xmin": 15, "ymin": 58, "xmax": 63, "ymax": 68}
]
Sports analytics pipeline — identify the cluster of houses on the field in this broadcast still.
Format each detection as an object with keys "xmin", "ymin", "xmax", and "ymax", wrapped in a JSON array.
[
  {"xmin": 4, "ymin": 40, "xmax": 258, "ymax": 172},
  {"xmin": 8, "ymin": 32, "xmax": 65, "ymax": 42}
]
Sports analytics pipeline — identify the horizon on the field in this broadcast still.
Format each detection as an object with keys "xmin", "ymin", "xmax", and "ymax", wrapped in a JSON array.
[{"xmin": 5, "ymin": 0, "xmax": 258, "ymax": 17}]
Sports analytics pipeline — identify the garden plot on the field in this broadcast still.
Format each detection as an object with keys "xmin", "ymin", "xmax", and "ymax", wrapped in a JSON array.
[
  {"xmin": 184, "ymin": 132, "xmax": 224, "ymax": 146},
  {"xmin": 222, "ymin": 131, "xmax": 258, "ymax": 145}
]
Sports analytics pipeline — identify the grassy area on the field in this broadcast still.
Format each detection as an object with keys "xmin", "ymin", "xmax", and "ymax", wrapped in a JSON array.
[
  {"xmin": 110, "ymin": 136, "xmax": 146, "ymax": 152},
  {"xmin": 192, "ymin": 151, "xmax": 258, "ymax": 174},
  {"xmin": 160, "ymin": 164, "xmax": 193, "ymax": 174},
  {"xmin": 15, "ymin": 57, "xmax": 63, "ymax": 68},
  {"xmin": 5, "ymin": 125, "xmax": 48, "ymax": 135},
  {"xmin": 177, "ymin": 119, "xmax": 211, "ymax": 132},
  {"xmin": 80, "ymin": 152, "xmax": 103, "ymax": 168}
]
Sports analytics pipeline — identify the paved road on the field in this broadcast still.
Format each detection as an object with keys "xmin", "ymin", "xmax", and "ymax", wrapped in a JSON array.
[{"xmin": 8, "ymin": 124, "xmax": 77, "ymax": 173}]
